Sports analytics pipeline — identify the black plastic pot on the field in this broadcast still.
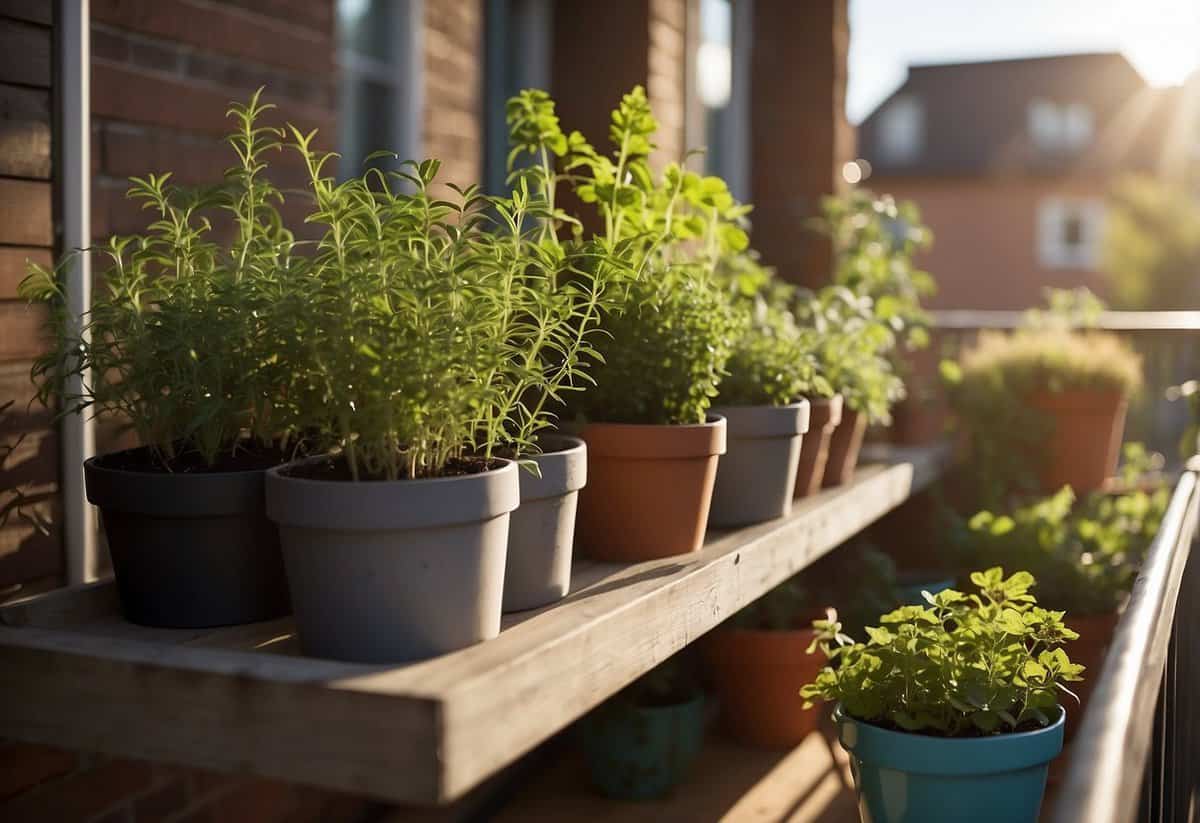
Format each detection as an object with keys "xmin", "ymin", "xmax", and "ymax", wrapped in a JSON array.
[{"xmin": 85, "ymin": 447, "xmax": 290, "ymax": 628}]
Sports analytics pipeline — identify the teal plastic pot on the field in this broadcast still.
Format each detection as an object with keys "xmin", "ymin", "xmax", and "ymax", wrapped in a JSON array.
[
  {"xmin": 580, "ymin": 693, "xmax": 706, "ymax": 801},
  {"xmin": 836, "ymin": 706, "xmax": 1064, "ymax": 823}
]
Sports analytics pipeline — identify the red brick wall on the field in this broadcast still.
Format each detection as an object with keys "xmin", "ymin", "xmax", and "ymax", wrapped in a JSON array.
[
  {"xmin": 424, "ymin": 0, "xmax": 483, "ymax": 191},
  {"xmin": 0, "ymin": 2, "xmax": 61, "ymax": 599},
  {"xmin": 873, "ymin": 175, "xmax": 1111, "ymax": 310},
  {"xmin": 0, "ymin": 745, "xmax": 374, "ymax": 823}
]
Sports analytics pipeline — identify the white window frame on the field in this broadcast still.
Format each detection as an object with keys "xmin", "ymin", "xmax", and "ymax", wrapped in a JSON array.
[{"xmin": 1037, "ymin": 197, "xmax": 1106, "ymax": 269}]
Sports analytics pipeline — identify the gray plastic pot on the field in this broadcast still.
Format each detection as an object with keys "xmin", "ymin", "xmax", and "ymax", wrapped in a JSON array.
[
  {"xmin": 708, "ymin": 401, "xmax": 811, "ymax": 527},
  {"xmin": 265, "ymin": 458, "xmax": 519, "ymax": 663},
  {"xmin": 84, "ymin": 448, "xmax": 289, "ymax": 628},
  {"xmin": 503, "ymin": 435, "xmax": 587, "ymax": 613}
]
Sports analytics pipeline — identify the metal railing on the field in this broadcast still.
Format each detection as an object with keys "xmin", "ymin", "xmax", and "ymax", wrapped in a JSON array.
[{"xmin": 1048, "ymin": 456, "xmax": 1200, "ymax": 823}]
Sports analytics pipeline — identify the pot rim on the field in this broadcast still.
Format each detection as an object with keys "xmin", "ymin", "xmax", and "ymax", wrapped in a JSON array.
[
  {"xmin": 834, "ymin": 703, "xmax": 1065, "ymax": 776},
  {"xmin": 265, "ymin": 455, "xmax": 520, "ymax": 532},
  {"xmin": 84, "ymin": 446, "xmax": 272, "ymax": 516},
  {"xmin": 710, "ymin": 400, "xmax": 811, "ymax": 439},
  {"xmin": 580, "ymin": 414, "xmax": 728, "ymax": 460},
  {"xmin": 519, "ymin": 435, "xmax": 588, "ymax": 501},
  {"xmin": 807, "ymin": 393, "xmax": 844, "ymax": 427}
]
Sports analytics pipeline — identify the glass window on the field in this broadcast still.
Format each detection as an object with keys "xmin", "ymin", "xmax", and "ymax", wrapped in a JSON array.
[
  {"xmin": 878, "ymin": 96, "xmax": 924, "ymax": 164},
  {"xmin": 337, "ymin": 0, "xmax": 421, "ymax": 179},
  {"xmin": 691, "ymin": 0, "xmax": 749, "ymax": 199},
  {"xmin": 1037, "ymin": 198, "xmax": 1105, "ymax": 269},
  {"xmin": 1028, "ymin": 99, "xmax": 1093, "ymax": 153},
  {"xmin": 483, "ymin": 0, "xmax": 553, "ymax": 196}
]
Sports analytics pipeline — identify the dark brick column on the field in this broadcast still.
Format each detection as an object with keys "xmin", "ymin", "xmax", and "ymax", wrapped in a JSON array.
[{"xmin": 750, "ymin": 0, "xmax": 853, "ymax": 288}]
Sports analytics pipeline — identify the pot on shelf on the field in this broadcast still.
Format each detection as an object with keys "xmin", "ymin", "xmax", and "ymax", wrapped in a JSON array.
[
  {"xmin": 1028, "ymin": 389, "xmax": 1128, "ymax": 495},
  {"xmin": 576, "ymin": 415, "xmax": 726, "ymax": 562},
  {"xmin": 503, "ymin": 435, "xmax": 587, "ymax": 612},
  {"xmin": 265, "ymin": 457, "xmax": 519, "ymax": 663},
  {"xmin": 794, "ymin": 395, "xmax": 843, "ymax": 498},
  {"xmin": 580, "ymin": 691, "xmax": 706, "ymax": 801},
  {"xmin": 708, "ymin": 401, "xmax": 810, "ymax": 528},
  {"xmin": 85, "ymin": 446, "xmax": 289, "ymax": 628},
  {"xmin": 822, "ymin": 407, "xmax": 869, "ymax": 488},
  {"xmin": 836, "ymin": 705, "xmax": 1065, "ymax": 823},
  {"xmin": 1062, "ymin": 610, "xmax": 1120, "ymax": 740},
  {"xmin": 702, "ymin": 625, "xmax": 825, "ymax": 748}
]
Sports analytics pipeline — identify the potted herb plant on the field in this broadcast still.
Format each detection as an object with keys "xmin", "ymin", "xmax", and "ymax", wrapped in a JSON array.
[
  {"xmin": 263, "ymin": 138, "xmax": 521, "ymax": 662},
  {"xmin": 960, "ymin": 454, "xmax": 1167, "ymax": 737},
  {"xmin": 800, "ymin": 287, "xmax": 904, "ymax": 488},
  {"xmin": 21, "ymin": 93, "xmax": 293, "ymax": 627},
  {"xmin": 802, "ymin": 568, "xmax": 1084, "ymax": 823},
  {"xmin": 706, "ymin": 252, "xmax": 825, "ymax": 526},
  {"xmin": 944, "ymin": 292, "xmax": 1142, "ymax": 498},
  {"xmin": 579, "ymin": 656, "xmax": 707, "ymax": 801},
  {"xmin": 701, "ymin": 576, "xmax": 829, "ymax": 748},
  {"xmin": 565, "ymin": 88, "xmax": 743, "ymax": 561}
]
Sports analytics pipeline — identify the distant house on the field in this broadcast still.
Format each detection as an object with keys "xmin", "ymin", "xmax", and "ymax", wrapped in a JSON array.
[{"xmin": 858, "ymin": 53, "xmax": 1175, "ymax": 309}]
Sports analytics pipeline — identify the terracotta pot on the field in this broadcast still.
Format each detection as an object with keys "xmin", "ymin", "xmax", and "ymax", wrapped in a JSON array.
[
  {"xmin": 1063, "ymin": 611, "xmax": 1120, "ymax": 740},
  {"xmin": 822, "ymin": 408, "xmax": 868, "ymax": 488},
  {"xmin": 1027, "ymin": 390, "xmax": 1128, "ymax": 495},
  {"xmin": 708, "ymin": 401, "xmax": 810, "ymax": 527},
  {"xmin": 794, "ymin": 395, "xmax": 843, "ymax": 499},
  {"xmin": 701, "ymin": 627, "xmax": 825, "ymax": 748},
  {"xmin": 577, "ymin": 416, "xmax": 727, "ymax": 562}
]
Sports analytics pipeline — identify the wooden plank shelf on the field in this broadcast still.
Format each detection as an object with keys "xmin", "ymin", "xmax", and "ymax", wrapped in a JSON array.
[{"xmin": 0, "ymin": 443, "xmax": 949, "ymax": 807}]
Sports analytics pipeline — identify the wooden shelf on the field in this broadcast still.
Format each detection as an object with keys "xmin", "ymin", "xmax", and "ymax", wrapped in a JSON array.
[{"xmin": 0, "ymin": 443, "xmax": 949, "ymax": 807}]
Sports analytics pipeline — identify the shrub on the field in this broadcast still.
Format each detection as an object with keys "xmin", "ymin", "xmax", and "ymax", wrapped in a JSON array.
[
  {"xmin": 564, "ymin": 87, "xmax": 745, "ymax": 426},
  {"xmin": 802, "ymin": 567, "xmax": 1084, "ymax": 736},
  {"xmin": 21, "ymin": 91, "xmax": 296, "ymax": 469}
]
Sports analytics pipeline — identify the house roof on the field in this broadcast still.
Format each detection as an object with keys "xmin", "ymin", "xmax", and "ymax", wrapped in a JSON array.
[{"xmin": 858, "ymin": 52, "xmax": 1171, "ymax": 178}]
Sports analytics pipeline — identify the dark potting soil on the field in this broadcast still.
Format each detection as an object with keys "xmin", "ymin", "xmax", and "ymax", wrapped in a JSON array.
[
  {"xmin": 280, "ymin": 454, "xmax": 505, "ymax": 482},
  {"xmin": 96, "ymin": 443, "xmax": 289, "ymax": 474},
  {"xmin": 853, "ymin": 713, "xmax": 1051, "ymax": 739}
]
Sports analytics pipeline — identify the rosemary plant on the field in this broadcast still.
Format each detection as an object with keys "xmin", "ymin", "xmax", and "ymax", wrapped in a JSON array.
[{"xmin": 21, "ymin": 90, "xmax": 296, "ymax": 470}]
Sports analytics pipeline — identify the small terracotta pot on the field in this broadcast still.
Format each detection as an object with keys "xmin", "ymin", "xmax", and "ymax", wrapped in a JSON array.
[
  {"xmin": 1028, "ymin": 389, "xmax": 1128, "ymax": 495},
  {"xmin": 794, "ymin": 395, "xmax": 843, "ymax": 499},
  {"xmin": 822, "ymin": 408, "xmax": 868, "ymax": 488},
  {"xmin": 701, "ymin": 626, "xmax": 826, "ymax": 748},
  {"xmin": 1063, "ymin": 610, "xmax": 1120, "ymax": 740},
  {"xmin": 708, "ymin": 401, "xmax": 810, "ymax": 527},
  {"xmin": 577, "ymin": 415, "xmax": 727, "ymax": 562}
]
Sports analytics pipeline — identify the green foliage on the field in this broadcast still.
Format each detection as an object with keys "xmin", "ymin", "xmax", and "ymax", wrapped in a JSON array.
[
  {"xmin": 801, "ymin": 568, "xmax": 1084, "ymax": 737},
  {"xmin": 564, "ymin": 87, "xmax": 745, "ymax": 425},
  {"xmin": 1167, "ymin": 380, "xmax": 1200, "ymax": 459},
  {"xmin": 21, "ymin": 90, "xmax": 296, "ymax": 468},
  {"xmin": 828, "ymin": 543, "xmax": 904, "ymax": 639},
  {"xmin": 1102, "ymin": 175, "xmax": 1200, "ymax": 310},
  {"xmin": 713, "ymin": 252, "xmax": 830, "ymax": 407},
  {"xmin": 818, "ymin": 189, "xmax": 935, "ymax": 351},
  {"xmin": 959, "ymin": 452, "xmax": 1169, "ymax": 615},
  {"xmin": 798, "ymin": 287, "xmax": 905, "ymax": 424}
]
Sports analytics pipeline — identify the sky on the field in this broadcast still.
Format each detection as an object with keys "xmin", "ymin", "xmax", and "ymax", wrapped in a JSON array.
[{"xmin": 847, "ymin": 0, "xmax": 1200, "ymax": 123}]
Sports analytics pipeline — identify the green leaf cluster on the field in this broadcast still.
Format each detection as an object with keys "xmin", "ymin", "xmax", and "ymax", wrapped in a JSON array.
[
  {"xmin": 801, "ymin": 568, "xmax": 1084, "ymax": 737},
  {"xmin": 21, "ymin": 90, "xmax": 297, "ymax": 468},
  {"xmin": 958, "ymin": 455, "xmax": 1169, "ymax": 615}
]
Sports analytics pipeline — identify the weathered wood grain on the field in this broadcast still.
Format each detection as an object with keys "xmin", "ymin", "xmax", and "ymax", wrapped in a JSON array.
[{"xmin": 0, "ymin": 444, "xmax": 950, "ymax": 805}]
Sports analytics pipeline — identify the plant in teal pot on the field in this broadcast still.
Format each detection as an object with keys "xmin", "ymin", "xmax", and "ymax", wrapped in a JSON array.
[{"xmin": 802, "ymin": 567, "xmax": 1084, "ymax": 823}]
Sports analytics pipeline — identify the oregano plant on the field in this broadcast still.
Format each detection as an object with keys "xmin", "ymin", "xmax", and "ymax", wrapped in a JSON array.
[{"xmin": 802, "ymin": 567, "xmax": 1085, "ymax": 736}]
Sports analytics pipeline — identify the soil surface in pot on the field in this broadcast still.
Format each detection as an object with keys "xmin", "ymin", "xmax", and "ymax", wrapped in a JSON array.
[
  {"xmin": 97, "ymin": 442, "xmax": 288, "ymax": 474},
  {"xmin": 280, "ymin": 455, "xmax": 504, "ymax": 481}
]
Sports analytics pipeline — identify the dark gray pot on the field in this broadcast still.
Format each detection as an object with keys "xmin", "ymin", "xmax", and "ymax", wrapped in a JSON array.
[
  {"xmin": 84, "ymin": 448, "xmax": 290, "ymax": 628},
  {"xmin": 265, "ymin": 458, "xmax": 520, "ymax": 663},
  {"xmin": 503, "ymin": 435, "xmax": 587, "ymax": 613},
  {"xmin": 708, "ymin": 401, "xmax": 811, "ymax": 527}
]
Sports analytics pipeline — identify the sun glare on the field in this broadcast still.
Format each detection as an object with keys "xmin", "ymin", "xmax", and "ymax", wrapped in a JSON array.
[{"xmin": 1120, "ymin": 0, "xmax": 1200, "ymax": 87}]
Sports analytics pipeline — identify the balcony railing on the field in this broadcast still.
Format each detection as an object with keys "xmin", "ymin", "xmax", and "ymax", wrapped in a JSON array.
[{"xmin": 1048, "ymin": 456, "xmax": 1200, "ymax": 823}]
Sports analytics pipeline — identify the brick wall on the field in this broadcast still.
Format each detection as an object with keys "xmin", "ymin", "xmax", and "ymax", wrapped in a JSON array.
[
  {"xmin": 423, "ymin": 0, "xmax": 483, "ymax": 191},
  {"xmin": 0, "ymin": 1, "xmax": 61, "ymax": 599},
  {"xmin": 646, "ymin": 0, "xmax": 688, "ymax": 168}
]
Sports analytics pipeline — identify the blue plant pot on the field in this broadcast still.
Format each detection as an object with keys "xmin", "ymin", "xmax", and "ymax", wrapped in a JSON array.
[
  {"xmin": 580, "ymin": 693, "xmax": 706, "ymax": 801},
  {"xmin": 836, "ymin": 705, "xmax": 1065, "ymax": 823}
]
